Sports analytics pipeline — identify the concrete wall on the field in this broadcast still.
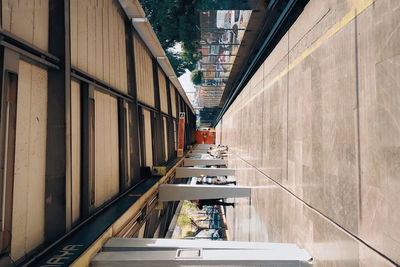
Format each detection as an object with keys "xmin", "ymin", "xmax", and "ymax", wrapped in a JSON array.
[{"xmin": 217, "ymin": 0, "xmax": 400, "ymax": 266}]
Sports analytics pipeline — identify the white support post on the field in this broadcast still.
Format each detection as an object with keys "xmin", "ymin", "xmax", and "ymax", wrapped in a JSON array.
[
  {"xmin": 158, "ymin": 184, "xmax": 250, "ymax": 201},
  {"xmin": 183, "ymin": 159, "xmax": 228, "ymax": 166},
  {"xmin": 175, "ymin": 167, "xmax": 235, "ymax": 178}
]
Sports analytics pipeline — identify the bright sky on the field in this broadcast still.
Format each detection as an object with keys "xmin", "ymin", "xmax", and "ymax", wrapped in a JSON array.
[{"xmin": 179, "ymin": 69, "xmax": 195, "ymax": 93}]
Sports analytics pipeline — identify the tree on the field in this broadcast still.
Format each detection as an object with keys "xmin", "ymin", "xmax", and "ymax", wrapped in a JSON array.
[
  {"xmin": 199, "ymin": 107, "xmax": 220, "ymax": 124},
  {"xmin": 191, "ymin": 70, "xmax": 203, "ymax": 85},
  {"xmin": 166, "ymin": 50, "xmax": 187, "ymax": 77},
  {"xmin": 140, "ymin": 0, "xmax": 217, "ymax": 76}
]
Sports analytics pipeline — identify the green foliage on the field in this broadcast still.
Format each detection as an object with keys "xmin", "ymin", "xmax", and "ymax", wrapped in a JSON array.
[
  {"xmin": 183, "ymin": 200, "xmax": 197, "ymax": 209},
  {"xmin": 199, "ymin": 107, "xmax": 220, "ymax": 123},
  {"xmin": 177, "ymin": 200, "xmax": 198, "ymax": 227},
  {"xmin": 140, "ymin": 0, "xmax": 217, "ymax": 76},
  {"xmin": 186, "ymin": 231, "xmax": 196, "ymax": 237},
  {"xmin": 166, "ymin": 50, "xmax": 187, "ymax": 77},
  {"xmin": 182, "ymin": 49, "xmax": 202, "ymax": 70},
  {"xmin": 177, "ymin": 211, "xmax": 191, "ymax": 227},
  {"xmin": 191, "ymin": 70, "xmax": 203, "ymax": 85}
]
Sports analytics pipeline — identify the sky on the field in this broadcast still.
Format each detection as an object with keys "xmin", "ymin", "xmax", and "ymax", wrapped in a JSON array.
[
  {"xmin": 170, "ymin": 43, "xmax": 197, "ymax": 104},
  {"xmin": 179, "ymin": 69, "xmax": 196, "ymax": 93}
]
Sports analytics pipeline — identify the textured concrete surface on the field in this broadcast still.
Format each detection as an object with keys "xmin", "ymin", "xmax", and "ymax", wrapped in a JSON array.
[
  {"xmin": 225, "ymin": 156, "xmax": 396, "ymax": 267},
  {"xmin": 216, "ymin": 0, "xmax": 400, "ymax": 266}
]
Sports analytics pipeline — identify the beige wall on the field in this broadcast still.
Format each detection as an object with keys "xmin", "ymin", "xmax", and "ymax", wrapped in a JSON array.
[
  {"xmin": 215, "ymin": 123, "xmax": 222, "ymax": 146},
  {"xmin": 94, "ymin": 90, "xmax": 119, "ymax": 207},
  {"xmin": 163, "ymin": 117, "xmax": 168, "ymax": 162},
  {"xmin": 70, "ymin": 80, "xmax": 81, "ymax": 224},
  {"xmin": 70, "ymin": 0, "xmax": 128, "ymax": 93},
  {"xmin": 11, "ymin": 60, "xmax": 48, "ymax": 260},
  {"xmin": 158, "ymin": 68, "xmax": 168, "ymax": 114},
  {"xmin": 125, "ymin": 102, "xmax": 132, "ymax": 186},
  {"xmin": 170, "ymin": 84, "xmax": 177, "ymax": 118},
  {"xmin": 218, "ymin": 0, "xmax": 400, "ymax": 265},
  {"xmin": 2, "ymin": 0, "xmax": 49, "ymax": 51},
  {"xmin": 143, "ymin": 109, "xmax": 153, "ymax": 167},
  {"xmin": 173, "ymin": 121, "xmax": 177, "ymax": 151},
  {"xmin": 134, "ymin": 35, "xmax": 155, "ymax": 107}
]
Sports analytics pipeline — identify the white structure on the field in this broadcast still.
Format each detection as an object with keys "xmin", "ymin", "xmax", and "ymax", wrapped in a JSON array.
[
  {"xmin": 183, "ymin": 158, "xmax": 228, "ymax": 166},
  {"xmin": 175, "ymin": 167, "xmax": 235, "ymax": 178},
  {"xmin": 91, "ymin": 238, "xmax": 313, "ymax": 266},
  {"xmin": 158, "ymin": 184, "xmax": 250, "ymax": 201}
]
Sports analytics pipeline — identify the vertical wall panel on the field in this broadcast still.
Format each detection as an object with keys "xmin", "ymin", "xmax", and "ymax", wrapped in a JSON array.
[
  {"xmin": 70, "ymin": 0, "xmax": 128, "ymax": 93},
  {"xmin": 174, "ymin": 121, "xmax": 177, "ymax": 151},
  {"xmin": 170, "ymin": 84, "xmax": 177, "ymax": 118},
  {"xmin": 94, "ymin": 90, "xmax": 119, "ymax": 208},
  {"xmin": 1, "ymin": 0, "xmax": 11, "ymax": 30},
  {"xmin": 112, "ymin": 0, "xmax": 128, "ymax": 93},
  {"xmin": 119, "ymin": 16, "xmax": 127, "ymax": 95},
  {"xmin": 158, "ymin": 68, "xmax": 168, "ymax": 113},
  {"xmin": 163, "ymin": 117, "xmax": 168, "ymax": 162},
  {"xmin": 102, "ymin": 0, "xmax": 110, "ymax": 85},
  {"xmin": 143, "ymin": 109, "xmax": 153, "ymax": 166},
  {"xmin": 76, "ymin": 0, "xmax": 88, "ymax": 71},
  {"xmin": 108, "ymin": 0, "xmax": 116, "ymax": 91},
  {"xmin": 70, "ymin": 0, "xmax": 78, "ymax": 66},
  {"xmin": 134, "ymin": 35, "xmax": 155, "ymax": 107},
  {"xmin": 95, "ymin": 89, "xmax": 105, "ymax": 206},
  {"xmin": 2, "ymin": 0, "xmax": 49, "ymax": 51},
  {"xmin": 110, "ymin": 95, "xmax": 119, "ymax": 195},
  {"xmin": 95, "ymin": 0, "xmax": 104, "ymax": 80},
  {"xmin": 11, "ymin": 61, "xmax": 48, "ymax": 260},
  {"xmin": 87, "ymin": 0, "xmax": 96, "ymax": 77},
  {"xmin": 71, "ymin": 80, "xmax": 81, "ymax": 224},
  {"xmin": 33, "ymin": 0, "xmax": 49, "ymax": 50},
  {"xmin": 124, "ymin": 102, "xmax": 132, "ymax": 185}
]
